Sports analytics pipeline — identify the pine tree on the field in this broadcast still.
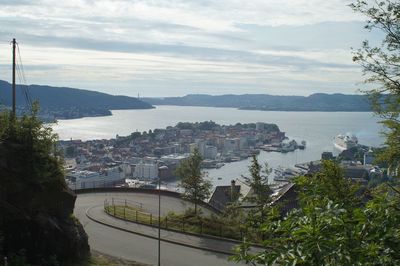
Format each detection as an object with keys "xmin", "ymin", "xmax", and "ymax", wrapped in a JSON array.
[{"xmin": 176, "ymin": 148, "xmax": 212, "ymax": 214}]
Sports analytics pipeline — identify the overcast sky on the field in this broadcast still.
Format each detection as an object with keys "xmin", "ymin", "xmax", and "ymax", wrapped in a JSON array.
[{"xmin": 0, "ymin": 0, "xmax": 382, "ymax": 97}]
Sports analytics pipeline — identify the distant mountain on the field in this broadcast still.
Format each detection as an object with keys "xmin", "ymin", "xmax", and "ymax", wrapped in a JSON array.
[
  {"xmin": 143, "ymin": 93, "xmax": 372, "ymax": 111},
  {"xmin": 0, "ymin": 80, "xmax": 154, "ymax": 119}
]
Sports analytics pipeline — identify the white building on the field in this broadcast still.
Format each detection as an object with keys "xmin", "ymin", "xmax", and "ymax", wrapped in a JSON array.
[
  {"xmin": 240, "ymin": 137, "xmax": 248, "ymax": 149},
  {"xmin": 133, "ymin": 162, "xmax": 158, "ymax": 179},
  {"xmin": 195, "ymin": 139, "xmax": 206, "ymax": 156},
  {"xmin": 204, "ymin": 145, "xmax": 218, "ymax": 160},
  {"xmin": 66, "ymin": 167, "xmax": 124, "ymax": 189},
  {"xmin": 224, "ymin": 138, "xmax": 240, "ymax": 152},
  {"xmin": 160, "ymin": 154, "xmax": 189, "ymax": 165}
]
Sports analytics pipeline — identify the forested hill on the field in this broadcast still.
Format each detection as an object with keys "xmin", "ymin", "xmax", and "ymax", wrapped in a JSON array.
[
  {"xmin": 143, "ymin": 93, "xmax": 372, "ymax": 111},
  {"xmin": 0, "ymin": 80, "xmax": 154, "ymax": 119}
]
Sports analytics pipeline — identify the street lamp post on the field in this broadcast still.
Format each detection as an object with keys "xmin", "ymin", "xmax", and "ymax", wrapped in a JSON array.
[
  {"xmin": 157, "ymin": 165, "xmax": 168, "ymax": 266},
  {"xmin": 158, "ymin": 170, "xmax": 161, "ymax": 266}
]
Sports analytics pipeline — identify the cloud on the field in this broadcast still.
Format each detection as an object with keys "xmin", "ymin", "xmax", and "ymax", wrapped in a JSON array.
[{"xmin": 0, "ymin": 0, "xmax": 378, "ymax": 96}]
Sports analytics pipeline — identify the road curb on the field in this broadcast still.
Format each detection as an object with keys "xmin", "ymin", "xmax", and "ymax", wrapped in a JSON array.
[{"xmin": 85, "ymin": 205, "xmax": 236, "ymax": 256}]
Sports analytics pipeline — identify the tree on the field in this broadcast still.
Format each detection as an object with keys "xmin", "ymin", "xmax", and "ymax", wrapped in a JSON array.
[
  {"xmin": 241, "ymin": 156, "xmax": 273, "ymax": 241},
  {"xmin": 242, "ymin": 155, "xmax": 273, "ymax": 206},
  {"xmin": 0, "ymin": 106, "xmax": 89, "ymax": 264},
  {"xmin": 351, "ymin": 0, "xmax": 400, "ymax": 176},
  {"xmin": 175, "ymin": 148, "xmax": 212, "ymax": 214},
  {"xmin": 296, "ymin": 160, "xmax": 361, "ymax": 209},
  {"xmin": 232, "ymin": 161, "xmax": 400, "ymax": 265}
]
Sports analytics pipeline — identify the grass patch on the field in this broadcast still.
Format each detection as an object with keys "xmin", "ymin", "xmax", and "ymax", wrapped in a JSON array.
[{"xmin": 105, "ymin": 205, "xmax": 246, "ymax": 240}]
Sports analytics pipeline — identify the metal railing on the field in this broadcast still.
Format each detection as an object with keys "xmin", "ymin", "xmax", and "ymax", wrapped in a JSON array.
[{"xmin": 104, "ymin": 197, "xmax": 247, "ymax": 241}]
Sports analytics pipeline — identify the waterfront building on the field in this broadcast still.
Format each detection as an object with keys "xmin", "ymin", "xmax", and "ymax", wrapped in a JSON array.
[
  {"xmin": 239, "ymin": 137, "xmax": 248, "ymax": 149},
  {"xmin": 224, "ymin": 138, "xmax": 240, "ymax": 153},
  {"xmin": 66, "ymin": 167, "xmax": 124, "ymax": 189},
  {"xmin": 160, "ymin": 154, "xmax": 189, "ymax": 165},
  {"xmin": 133, "ymin": 162, "xmax": 158, "ymax": 179},
  {"xmin": 195, "ymin": 139, "xmax": 206, "ymax": 156},
  {"xmin": 204, "ymin": 145, "xmax": 218, "ymax": 160}
]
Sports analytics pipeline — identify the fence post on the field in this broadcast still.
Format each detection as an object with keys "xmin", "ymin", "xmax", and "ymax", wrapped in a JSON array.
[
  {"xmin": 124, "ymin": 206, "xmax": 126, "ymax": 220},
  {"xmin": 165, "ymin": 216, "xmax": 168, "ymax": 229},
  {"xmin": 113, "ymin": 204, "xmax": 116, "ymax": 216},
  {"xmin": 136, "ymin": 210, "xmax": 138, "ymax": 222},
  {"xmin": 150, "ymin": 213, "xmax": 152, "ymax": 225},
  {"xmin": 182, "ymin": 218, "xmax": 185, "ymax": 232}
]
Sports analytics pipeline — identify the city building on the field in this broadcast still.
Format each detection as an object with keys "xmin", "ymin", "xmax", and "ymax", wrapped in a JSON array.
[
  {"xmin": 133, "ymin": 162, "xmax": 159, "ymax": 179},
  {"xmin": 223, "ymin": 138, "xmax": 240, "ymax": 153}
]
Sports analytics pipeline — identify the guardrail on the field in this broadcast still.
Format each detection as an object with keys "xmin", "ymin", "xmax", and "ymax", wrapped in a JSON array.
[
  {"xmin": 104, "ymin": 197, "xmax": 247, "ymax": 241},
  {"xmin": 73, "ymin": 187, "xmax": 222, "ymax": 214}
]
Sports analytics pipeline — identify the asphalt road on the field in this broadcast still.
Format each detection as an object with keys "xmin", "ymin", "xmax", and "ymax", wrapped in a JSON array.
[{"xmin": 74, "ymin": 192, "xmax": 246, "ymax": 266}]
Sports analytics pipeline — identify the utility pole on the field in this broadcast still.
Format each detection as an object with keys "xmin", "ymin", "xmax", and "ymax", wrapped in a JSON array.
[{"xmin": 12, "ymin": 38, "xmax": 16, "ymax": 117}]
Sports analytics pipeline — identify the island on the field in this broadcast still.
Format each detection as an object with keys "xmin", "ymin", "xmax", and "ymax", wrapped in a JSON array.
[{"xmin": 60, "ymin": 121, "xmax": 305, "ymax": 189}]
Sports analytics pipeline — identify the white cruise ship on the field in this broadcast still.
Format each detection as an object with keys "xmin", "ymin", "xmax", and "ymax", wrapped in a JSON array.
[{"xmin": 334, "ymin": 134, "xmax": 358, "ymax": 151}]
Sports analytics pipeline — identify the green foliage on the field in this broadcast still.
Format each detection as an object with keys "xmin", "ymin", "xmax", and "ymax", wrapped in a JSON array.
[
  {"xmin": 351, "ymin": 0, "xmax": 400, "ymax": 176},
  {"xmin": 0, "ymin": 107, "xmax": 89, "ymax": 264},
  {"xmin": 297, "ymin": 160, "xmax": 361, "ymax": 209},
  {"xmin": 0, "ymin": 107, "xmax": 66, "ymax": 218},
  {"xmin": 242, "ymin": 155, "xmax": 272, "ymax": 206},
  {"xmin": 232, "ymin": 161, "xmax": 400, "ymax": 265},
  {"xmin": 240, "ymin": 156, "xmax": 273, "ymax": 241},
  {"xmin": 130, "ymin": 132, "xmax": 141, "ymax": 139},
  {"xmin": 175, "ymin": 121, "xmax": 217, "ymax": 130},
  {"xmin": 232, "ymin": 2, "xmax": 400, "ymax": 261},
  {"xmin": 175, "ymin": 149, "xmax": 212, "ymax": 214},
  {"xmin": 175, "ymin": 122, "xmax": 195, "ymax": 130},
  {"xmin": 242, "ymin": 156, "xmax": 272, "ymax": 228}
]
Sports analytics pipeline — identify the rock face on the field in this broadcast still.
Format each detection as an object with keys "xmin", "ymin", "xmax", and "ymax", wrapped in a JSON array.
[
  {"xmin": 2, "ymin": 187, "xmax": 90, "ymax": 264},
  {"xmin": 0, "ymin": 111, "xmax": 90, "ymax": 264}
]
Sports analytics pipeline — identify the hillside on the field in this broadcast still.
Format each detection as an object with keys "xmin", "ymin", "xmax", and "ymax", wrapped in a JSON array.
[
  {"xmin": 143, "ymin": 93, "xmax": 372, "ymax": 111},
  {"xmin": 0, "ymin": 80, "xmax": 154, "ymax": 119}
]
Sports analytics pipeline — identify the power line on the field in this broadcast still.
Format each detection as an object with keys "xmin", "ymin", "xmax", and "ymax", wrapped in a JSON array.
[
  {"xmin": 15, "ymin": 60, "xmax": 32, "ymax": 111},
  {"xmin": 15, "ymin": 42, "xmax": 33, "ymax": 113}
]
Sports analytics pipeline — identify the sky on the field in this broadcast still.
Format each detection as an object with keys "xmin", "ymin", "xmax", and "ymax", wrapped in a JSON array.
[{"xmin": 0, "ymin": 0, "xmax": 383, "ymax": 97}]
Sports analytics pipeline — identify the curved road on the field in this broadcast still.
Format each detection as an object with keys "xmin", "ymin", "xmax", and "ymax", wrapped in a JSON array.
[{"xmin": 74, "ymin": 192, "xmax": 246, "ymax": 266}]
